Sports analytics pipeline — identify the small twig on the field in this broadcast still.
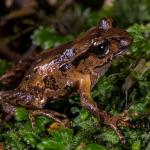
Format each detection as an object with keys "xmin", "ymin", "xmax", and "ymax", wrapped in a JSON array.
[
  {"xmin": 122, "ymin": 59, "xmax": 150, "ymax": 92},
  {"xmin": 122, "ymin": 58, "xmax": 150, "ymax": 107},
  {"xmin": 0, "ymin": 7, "xmax": 36, "ymax": 26},
  {"xmin": 0, "ymin": 45, "xmax": 21, "ymax": 61},
  {"xmin": 58, "ymin": 0, "xmax": 74, "ymax": 12},
  {"xmin": 22, "ymin": 44, "xmax": 38, "ymax": 58}
]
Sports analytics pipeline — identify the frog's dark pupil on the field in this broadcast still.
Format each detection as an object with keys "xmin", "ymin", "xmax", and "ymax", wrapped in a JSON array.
[
  {"xmin": 96, "ymin": 42, "xmax": 108, "ymax": 55},
  {"xmin": 89, "ymin": 42, "xmax": 108, "ymax": 56},
  {"xmin": 87, "ymin": 41, "xmax": 109, "ymax": 56},
  {"xmin": 100, "ymin": 45, "xmax": 105, "ymax": 50}
]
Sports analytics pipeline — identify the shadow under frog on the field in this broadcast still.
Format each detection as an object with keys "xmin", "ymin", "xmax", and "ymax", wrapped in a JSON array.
[{"xmin": 0, "ymin": 18, "xmax": 133, "ymax": 143}]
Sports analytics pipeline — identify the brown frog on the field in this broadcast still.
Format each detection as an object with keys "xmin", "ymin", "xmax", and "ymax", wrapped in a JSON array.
[{"xmin": 0, "ymin": 18, "xmax": 132, "ymax": 143}]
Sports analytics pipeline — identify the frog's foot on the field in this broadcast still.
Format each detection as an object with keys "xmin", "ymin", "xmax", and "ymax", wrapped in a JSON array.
[
  {"xmin": 0, "ymin": 114, "xmax": 12, "ymax": 130},
  {"xmin": 0, "ymin": 91, "xmax": 18, "ymax": 116},
  {"xmin": 0, "ymin": 97, "xmax": 17, "ymax": 129},
  {"xmin": 102, "ymin": 110, "xmax": 131, "ymax": 143},
  {"xmin": 29, "ymin": 109, "xmax": 70, "ymax": 128}
]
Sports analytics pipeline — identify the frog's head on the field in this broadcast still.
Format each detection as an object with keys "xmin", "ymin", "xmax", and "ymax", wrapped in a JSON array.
[
  {"xmin": 72, "ymin": 18, "xmax": 133, "ymax": 80},
  {"xmin": 85, "ymin": 18, "xmax": 133, "ymax": 61}
]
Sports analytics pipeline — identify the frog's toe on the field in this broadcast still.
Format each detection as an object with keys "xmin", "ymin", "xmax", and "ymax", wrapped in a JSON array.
[
  {"xmin": 28, "ymin": 111, "xmax": 36, "ymax": 128},
  {"xmin": 0, "ymin": 91, "xmax": 6, "ymax": 102},
  {"xmin": 103, "ymin": 113, "xmax": 130, "ymax": 144},
  {"xmin": 60, "ymin": 118, "xmax": 71, "ymax": 128},
  {"xmin": 49, "ymin": 119, "xmax": 70, "ymax": 130}
]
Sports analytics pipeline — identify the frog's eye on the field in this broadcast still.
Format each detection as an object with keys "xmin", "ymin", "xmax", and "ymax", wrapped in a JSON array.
[{"xmin": 91, "ymin": 41, "xmax": 109, "ymax": 56}]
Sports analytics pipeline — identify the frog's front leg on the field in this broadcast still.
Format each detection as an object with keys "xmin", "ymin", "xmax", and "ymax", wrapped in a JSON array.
[
  {"xmin": 73, "ymin": 72, "xmax": 130, "ymax": 143},
  {"xmin": 0, "ymin": 91, "xmax": 69, "ymax": 128}
]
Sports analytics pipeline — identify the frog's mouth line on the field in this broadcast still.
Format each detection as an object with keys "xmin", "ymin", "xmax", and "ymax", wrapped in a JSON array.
[{"xmin": 114, "ymin": 48, "xmax": 128, "ymax": 58}]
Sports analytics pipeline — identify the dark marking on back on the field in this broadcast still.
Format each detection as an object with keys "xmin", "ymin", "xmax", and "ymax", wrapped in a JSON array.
[
  {"xmin": 43, "ymin": 75, "xmax": 59, "ymax": 90},
  {"xmin": 72, "ymin": 52, "xmax": 89, "ymax": 67},
  {"xmin": 51, "ymin": 48, "xmax": 76, "ymax": 66},
  {"xmin": 60, "ymin": 48, "xmax": 76, "ymax": 61},
  {"xmin": 59, "ymin": 63, "xmax": 72, "ymax": 72}
]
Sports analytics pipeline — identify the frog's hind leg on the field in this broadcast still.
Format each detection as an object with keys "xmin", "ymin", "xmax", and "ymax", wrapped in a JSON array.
[
  {"xmin": 0, "ymin": 91, "xmax": 17, "ymax": 115},
  {"xmin": 0, "ymin": 91, "xmax": 17, "ymax": 128},
  {"xmin": 0, "ymin": 91, "xmax": 70, "ymax": 128},
  {"xmin": 0, "ymin": 51, "xmax": 37, "ymax": 86},
  {"xmin": 28, "ymin": 109, "xmax": 70, "ymax": 128}
]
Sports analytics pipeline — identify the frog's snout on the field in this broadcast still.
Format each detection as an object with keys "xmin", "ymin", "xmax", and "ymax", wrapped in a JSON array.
[{"xmin": 120, "ymin": 34, "xmax": 133, "ymax": 49}]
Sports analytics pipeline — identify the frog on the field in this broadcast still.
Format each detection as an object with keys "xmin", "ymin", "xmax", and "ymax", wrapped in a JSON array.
[{"xmin": 0, "ymin": 18, "xmax": 132, "ymax": 143}]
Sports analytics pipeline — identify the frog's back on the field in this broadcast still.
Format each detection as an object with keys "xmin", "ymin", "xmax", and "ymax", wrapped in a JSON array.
[
  {"xmin": 19, "ymin": 28, "xmax": 99, "ymax": 92},
  {"xmin": 19, "ymin": 42, "xmax": 72, "ymax": 90}
]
